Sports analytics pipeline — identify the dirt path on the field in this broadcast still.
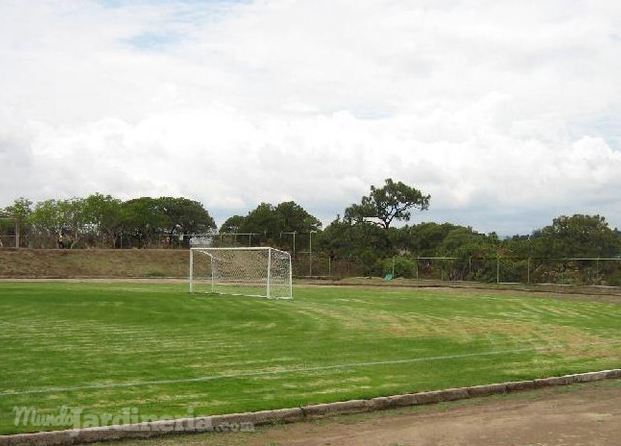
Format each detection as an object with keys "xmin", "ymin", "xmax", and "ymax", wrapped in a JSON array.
[
  {"xmin": 274, "ymin": 384, "xmax": 621, "ymax": 446},
  {"xmin": 101, "ymin": 380, "xmax": 621, "ymax": 446}
]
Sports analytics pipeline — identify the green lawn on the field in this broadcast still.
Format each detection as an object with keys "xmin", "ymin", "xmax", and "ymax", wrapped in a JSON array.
[{"xmin": 1, "ymin": 282, "xmax": 620, "ymax": 435}]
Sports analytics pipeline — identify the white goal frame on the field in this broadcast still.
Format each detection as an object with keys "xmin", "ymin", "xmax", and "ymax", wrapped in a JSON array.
[{"xmin": 189, "ymin": 247, "xmax": 293, "ymax": 299}]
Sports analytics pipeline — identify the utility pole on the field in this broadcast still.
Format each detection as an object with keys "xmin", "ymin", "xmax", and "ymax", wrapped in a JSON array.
[
  {"xmin": 309, "ymin": 230, "xmax": 317, "ymax": 276},
  {"xmin": 527, "ymin": 235, "xmax": 531, "ymax": 284}
]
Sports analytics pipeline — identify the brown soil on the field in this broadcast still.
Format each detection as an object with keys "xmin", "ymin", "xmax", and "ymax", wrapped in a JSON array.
[
  {"xmin": 275, "ymin": 383, "xmax": 621, "ymax": 446},
  {"xmin": 0, "ymin": 248, "xmax": 189, "ymax": 278},
  {"xmin": 99, "ymin": 380, "xmax": 621, "ymax": 446}
]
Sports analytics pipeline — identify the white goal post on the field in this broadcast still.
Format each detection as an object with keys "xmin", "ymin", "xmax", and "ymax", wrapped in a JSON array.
[{"xmin": 189, "ymin": 247, "xmax": 293, "ymax": 299}]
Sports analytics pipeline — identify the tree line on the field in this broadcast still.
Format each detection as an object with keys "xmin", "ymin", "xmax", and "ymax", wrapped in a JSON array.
[
  {"xmin": 0, "ymin": 195, "xmax": 216, "ymax": 249},
  {"xmin": 2, "ymin": 179, "xmax": 620, "ymax": 283}
]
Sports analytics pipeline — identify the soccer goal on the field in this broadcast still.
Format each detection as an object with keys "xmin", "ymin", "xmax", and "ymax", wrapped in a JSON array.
[{"xmin": 189, "ymin": 247, "xmax": 293, "ymax": 299}]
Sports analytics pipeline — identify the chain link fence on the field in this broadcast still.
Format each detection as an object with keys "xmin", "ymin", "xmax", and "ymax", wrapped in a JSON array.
[
  {"xmin": 291, "ymin": 254, "xmax": 365, "ymax": 278},
  {"xmin": 290, "ymin": 254, "xmax": 621, "ymax": 286},
  {"xmin": 0, "ymin": 233, "xmax": 192, "ymax": 249},
  {"xmin": 2, "ymin": 232, "xmax": 620, "ymax": 286},
  {"xmin": 397, "ymin": 256, "xmax": 621, "ymax": 286}
]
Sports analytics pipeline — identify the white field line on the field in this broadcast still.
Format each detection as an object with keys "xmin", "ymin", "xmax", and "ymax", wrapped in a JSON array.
[{"xmin": 2, "ymin": 339, "xmax": 621, "ymax": 397}]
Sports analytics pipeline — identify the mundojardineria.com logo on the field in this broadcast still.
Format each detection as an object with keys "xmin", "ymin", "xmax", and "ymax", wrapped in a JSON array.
[{"xmin": 13, "ymin": 406, "xmax": 254, "ymax": 433}]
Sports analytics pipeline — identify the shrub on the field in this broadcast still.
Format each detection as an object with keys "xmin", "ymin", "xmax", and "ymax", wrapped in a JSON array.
[{"xmin": 376, "ymin": 256, "xmax": 417, "ymax": 278}]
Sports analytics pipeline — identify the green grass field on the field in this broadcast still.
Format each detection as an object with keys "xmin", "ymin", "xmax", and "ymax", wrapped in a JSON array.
[{"xmin": 1, "ymin": 282, "xmax": 620, "ymax": 435}]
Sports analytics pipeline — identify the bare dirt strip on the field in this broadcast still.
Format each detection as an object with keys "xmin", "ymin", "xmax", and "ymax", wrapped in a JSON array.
[{"xmin": 89, "ymin": 380, "xmax": 621, "ymax": 446}]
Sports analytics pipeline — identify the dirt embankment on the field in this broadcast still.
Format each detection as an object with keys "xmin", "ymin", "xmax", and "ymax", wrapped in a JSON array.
[{"xmin": 0, "ymin": 248, "xmax": 189, "ymax": 278}]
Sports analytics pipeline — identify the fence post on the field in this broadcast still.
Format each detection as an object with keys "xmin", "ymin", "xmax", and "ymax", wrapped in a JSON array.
[
  {"xmin": 596, "ymin": 257, "xmax": 600, "ymax": 280},
  {"xmin": 527, "ymin": 257, "xmax": 531, "ymax": 284},
  {"xmin": 496, "ymin": 254, "xmax": 500, "ymax": 284},
  {"xmin": 308, "ymin": 230, "xmax": 316, "ymax": 277}
]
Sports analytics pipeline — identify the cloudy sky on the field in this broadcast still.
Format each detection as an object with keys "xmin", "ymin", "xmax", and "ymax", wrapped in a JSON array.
[{"xmin": 1, "ymin": 0, "xmax": 620, "ymax": 234}]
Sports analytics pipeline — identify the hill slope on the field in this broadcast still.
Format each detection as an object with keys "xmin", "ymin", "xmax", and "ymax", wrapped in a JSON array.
[{"xmin": 0, "ymin": 248, "xmax": 189, "ymax": 278}]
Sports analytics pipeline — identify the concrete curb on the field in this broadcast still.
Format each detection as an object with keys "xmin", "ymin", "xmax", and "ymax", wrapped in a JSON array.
[{"xmin": 2, "ymin": 368, "xmax": 620, "ymax": 446}]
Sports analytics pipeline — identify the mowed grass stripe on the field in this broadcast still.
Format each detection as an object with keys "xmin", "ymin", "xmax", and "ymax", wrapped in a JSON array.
[
  {"xmin": 4, "ymin": 339, "xmax": 621, "ymax": 397},
  {"xmin": 1, "ymin": 282, "xmax": 620, "ymax": 434},
  {"xmin": 0, "ymin": 347, "xmax": 546, "ymax": 396}
]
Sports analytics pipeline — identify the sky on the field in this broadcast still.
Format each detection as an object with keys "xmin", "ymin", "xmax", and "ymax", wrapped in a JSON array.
[{"xmin": 1, "ymin": 0, "xmax": 620, "ymax": 235}]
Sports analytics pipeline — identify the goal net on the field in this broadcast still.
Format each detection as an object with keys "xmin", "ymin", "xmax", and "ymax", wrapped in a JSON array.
[{"xmin": 189, "ymin": 247, "xmax": 293, "ymax": 299}]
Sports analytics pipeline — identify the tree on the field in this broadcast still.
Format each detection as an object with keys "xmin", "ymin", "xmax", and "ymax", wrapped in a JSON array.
[
  {"xmin": 120, "ymin": 197, "xmax": 167, "ymax": 248},
  {"xmin": 58, "ymin": 198, "xmax": 86, "ymax": 245},
  {"xmin": 81, "ymin": 194, "xmax": 123, "ymax": 247},
  {"xmin": 439, "ymin": 227, "xmax": 489, "ymax": 255},
  {"xmin": 220, "ymin": 215, "xmax": 245, "ymax": 233},
  {"xmin": 344, "ymin": 179, "xmax": 430, "ymax": 229},
  {"xmin": 275, "ymin": 201, "xmax": 321, "ymax": 233},
  {"xmin": 156, "ymin": 197, "xmax": 216, "ymax": 246},
  {"xmin": 396, "ymin": 222, "xmax": 461, "ymax": 255},
  {"xmin": 317, "ymin": 217, "xmax": 392, "ymax": 273},
  {"xmin": 238, "ymin": 203, "xmax": 281, "ymax": 238},
  {"xmin": 28, "ymin": 198, "xmax": 86, "ymax": 247},
  {"xmin": 29, "ymin": 199, "xmax": 64, "ymax": 239},
  {"xmin": 4, "ymin": 198, "xmax": 33, "ymax": 248},
  {"xmin": 228, "ymin": 201, "xmax": 322, "ymax": 245},
  {"xmin": 117, "ymin": 197, "xmax": 215, "ymax": 248},
  {"xmin": 532, "ymin": 214, "xmax": 620, "ymax": 258}
]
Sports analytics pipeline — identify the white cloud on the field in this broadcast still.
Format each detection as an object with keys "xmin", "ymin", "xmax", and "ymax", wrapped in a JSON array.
[{"xmin": 1, "ymin": 0, "xmax": 621, "ymax": 234}]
